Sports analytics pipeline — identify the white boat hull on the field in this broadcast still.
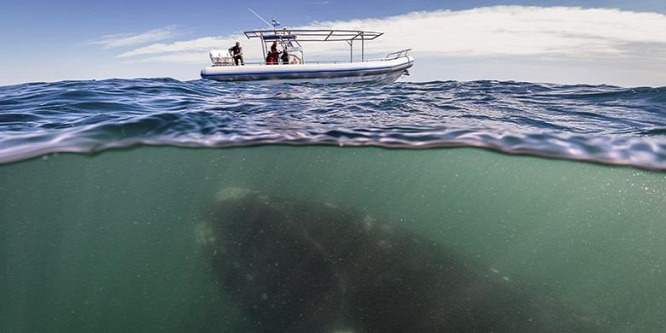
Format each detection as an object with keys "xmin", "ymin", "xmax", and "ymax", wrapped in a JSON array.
[{"xmin": 201, "ymin": 56, "xmax": 414, "ymax": 84}]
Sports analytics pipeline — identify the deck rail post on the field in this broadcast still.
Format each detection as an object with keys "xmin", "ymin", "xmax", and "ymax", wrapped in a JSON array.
[
  {"xmin": 260, "ymin": 35, "xmax": 267, "ymax": 61},
  {"xmin": 361, "ymin": 31, "xmax": 365, "ymax": 61}
]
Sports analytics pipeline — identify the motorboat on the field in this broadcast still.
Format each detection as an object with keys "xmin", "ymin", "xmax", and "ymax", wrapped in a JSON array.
[{"xmin": 201, "ymin": 26, "xmax": 414, "ymax": 84}]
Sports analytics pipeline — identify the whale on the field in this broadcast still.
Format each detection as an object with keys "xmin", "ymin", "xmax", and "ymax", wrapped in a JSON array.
[{"xmin": 197, "ymin": 188, "xmax": 603, "ymax": 332}]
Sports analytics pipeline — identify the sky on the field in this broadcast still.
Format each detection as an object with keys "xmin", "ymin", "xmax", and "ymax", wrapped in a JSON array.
[{"xmin": 1, "ymin": 0, "xmax": 665, "ymax": 87}]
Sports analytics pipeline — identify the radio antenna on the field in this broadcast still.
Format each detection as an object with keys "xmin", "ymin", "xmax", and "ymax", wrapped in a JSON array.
[{"xmin": 248, "ymin": 8, "xmax": 274, "ymax": 29}]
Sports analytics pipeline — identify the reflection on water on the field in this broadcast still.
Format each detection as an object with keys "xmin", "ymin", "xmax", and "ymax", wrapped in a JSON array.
[{"xmin": 1, "ymin": 146, "xmax": 665, "ymax": 332}]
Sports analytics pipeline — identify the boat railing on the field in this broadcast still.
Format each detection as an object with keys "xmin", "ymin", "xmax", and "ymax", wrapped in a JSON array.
[
  {"xmin": 215, "ymin": 60, "xmax": 357, "ymax": 66},
  {"xmin": 212, "ymin": 56, "xmax": 409, "ymax": 67},
  {"xmin": 300, "ymin": 59, "xmax": 407, "ymax": 64},
  {"xmin": 385, "ymin": 49, "xmax": 411, "ymax": 60}
]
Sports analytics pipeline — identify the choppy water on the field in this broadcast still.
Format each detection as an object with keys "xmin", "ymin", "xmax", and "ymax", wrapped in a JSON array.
[
  {"xmin": 1, "ymin": 79, "xmax": 666, "ymax": 332},
  {"xmin": 0, "ymin": 79, "xmax": 665, "ymax": 169}
]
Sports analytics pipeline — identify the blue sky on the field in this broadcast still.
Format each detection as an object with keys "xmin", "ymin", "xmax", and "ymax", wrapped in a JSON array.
[{"xmin": 1, "ymin": 0, "xmax": 665, "ymax": 86}]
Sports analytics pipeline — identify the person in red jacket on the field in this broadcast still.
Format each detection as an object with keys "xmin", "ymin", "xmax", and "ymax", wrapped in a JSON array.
[{"xmin": 266, "ymin": 41, "xmax": 279, "ymax": 65}]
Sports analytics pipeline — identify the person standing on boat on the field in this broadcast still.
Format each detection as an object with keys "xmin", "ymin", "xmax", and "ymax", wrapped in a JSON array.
[
  {"xmin": 280, "ymin": 49, "xmax": 290, "ymax": 65},
  {"xmin": 228, "ymin": 42, "xmax": 244, "ymax": 66},
  {"xmin": 267, "ymin": 41, "xmax": 279, "ymax": 65}
]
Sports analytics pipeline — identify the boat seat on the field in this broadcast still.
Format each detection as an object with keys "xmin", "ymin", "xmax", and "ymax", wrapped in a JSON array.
[
  {"xmin": 209, "ymin": 50, "xmax": 234, "ymax": 66},
  {"xmin": 286, "ymin": 46, "xmax": 302, "ymax": 53}
]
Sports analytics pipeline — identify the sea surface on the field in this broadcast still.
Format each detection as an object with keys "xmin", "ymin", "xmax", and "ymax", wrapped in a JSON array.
[{"xmin": 0, "ymin": 79, "xmax": 665, "ymax": 332}]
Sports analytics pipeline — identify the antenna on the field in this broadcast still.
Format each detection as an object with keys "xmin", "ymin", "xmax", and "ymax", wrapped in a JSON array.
[{"xmin": 248, "ymin": 8, "xmax": 273, "ymax": 29}]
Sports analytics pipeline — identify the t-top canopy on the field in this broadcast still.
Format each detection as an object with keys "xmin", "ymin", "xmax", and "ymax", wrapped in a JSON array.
[{"xmin": 244, "ymin": 29, "xmax": 384, "ymax": 42}]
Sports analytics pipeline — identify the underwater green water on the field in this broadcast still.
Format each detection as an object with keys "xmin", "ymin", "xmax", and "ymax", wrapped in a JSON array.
[{"xmin": 1, "ymin": 146, "xmax": 665, "ymax": 332}]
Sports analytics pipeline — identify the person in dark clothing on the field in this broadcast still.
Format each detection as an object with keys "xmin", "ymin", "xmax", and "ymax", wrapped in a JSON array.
[
  {"xmin": 228, "ymin": 42, "xmax": 244, "ymax": 66},
  {"xmin": 281, "ymin": 49, "xmax": 290, "ymax": 65}
]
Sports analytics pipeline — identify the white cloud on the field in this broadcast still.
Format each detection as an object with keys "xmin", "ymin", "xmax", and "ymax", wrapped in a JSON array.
[
  {"xmin": 122, "ymin": 52, "xmax": 206, "ymax": 64},
  {"xmin": 304, "ymin": 6, "xmax": 666, "ymax": 58},
  {"xmin": 88, "ymin": 26, "xmax": 180, "ymax": 48},
  {"xmin": 117, "ymin": 6, "xmax": 666, "ymax": 64},
  {"xmin": 118, "ymin": 36, "xmax": 240, "ymax": 57}
]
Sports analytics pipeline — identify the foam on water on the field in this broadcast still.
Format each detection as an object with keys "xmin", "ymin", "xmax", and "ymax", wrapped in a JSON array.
[{"xmin": 0, "ymin": 78, "xmax": 665, "ymax": 169}]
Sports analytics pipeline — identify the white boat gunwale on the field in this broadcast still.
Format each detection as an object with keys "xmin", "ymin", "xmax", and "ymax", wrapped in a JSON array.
[{"xmin": 201, "ymin": 56, "xmax": 414, "ymax": 82}]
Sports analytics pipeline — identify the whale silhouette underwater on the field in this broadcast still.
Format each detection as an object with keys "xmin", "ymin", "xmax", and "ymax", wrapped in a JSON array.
[{"xmin": 196, "ymin": 188, "xmax": 604, "ymax": 332}]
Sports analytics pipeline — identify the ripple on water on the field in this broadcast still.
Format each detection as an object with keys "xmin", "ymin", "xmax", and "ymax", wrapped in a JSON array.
[{"xmin": 0, "ymin": 79, "xmax": 664, "ymax": 169}]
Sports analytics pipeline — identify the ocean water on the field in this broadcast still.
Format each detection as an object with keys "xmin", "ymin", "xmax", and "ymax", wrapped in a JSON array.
[{"xmin": 0, "ymin": 79, "xmax": 665, "ymax": 332}]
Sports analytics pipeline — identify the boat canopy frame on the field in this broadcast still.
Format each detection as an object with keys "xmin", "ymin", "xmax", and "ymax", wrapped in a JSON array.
[{"xmin": 244, "ymin": 29, "xmax": 384, "ymax": 63}]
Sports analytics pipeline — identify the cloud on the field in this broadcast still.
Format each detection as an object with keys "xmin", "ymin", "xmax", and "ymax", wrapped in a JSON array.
[
  {"xmin": 305, "ymin": 6, "xmax": 666, "ymax": 58},
  {"xmin": 88, "ymin": 26, "xmax": 180, "ymax": 48},
  {"xmin": 116, "ymin": 6, "xmax": 666, "ymax": 64},
  {"xmin": 122, "ymin": 52, "xmax": 206, "ymax": 64},
  {"xmin": 118, "ymin": 36, "xmax": 239, "ymax": 57}
]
